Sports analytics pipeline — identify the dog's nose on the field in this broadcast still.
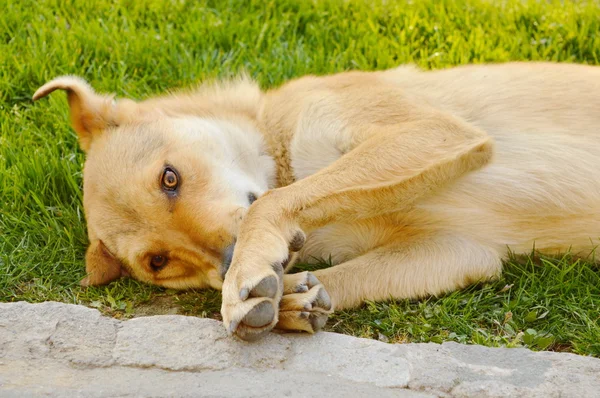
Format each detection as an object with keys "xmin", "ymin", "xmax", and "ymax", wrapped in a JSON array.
[{"xmin": 220, "ymin": 241, "xmax": 236, "ymax": 280}]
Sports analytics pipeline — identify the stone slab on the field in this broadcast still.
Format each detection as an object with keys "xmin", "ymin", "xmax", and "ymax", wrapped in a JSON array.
[{"xmin": 1, "ymin": 302, "xmax": 598, "ymax": 397}]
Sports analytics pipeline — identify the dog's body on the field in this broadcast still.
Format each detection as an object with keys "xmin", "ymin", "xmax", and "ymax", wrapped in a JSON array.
[{"xmin": 34, "ymin": 62, "xmax": 600, "ymax": 340}]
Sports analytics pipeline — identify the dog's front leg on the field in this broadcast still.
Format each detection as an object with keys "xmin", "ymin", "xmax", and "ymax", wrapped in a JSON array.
[{"xmin": 221, "ymin": 114, "xmax": 493, "ymax": 341}]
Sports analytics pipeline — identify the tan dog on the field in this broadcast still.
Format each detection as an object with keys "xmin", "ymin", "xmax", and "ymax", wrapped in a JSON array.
[{"xmin": 34, "ymin": 62, "xmax": 600, "ymax": 341}]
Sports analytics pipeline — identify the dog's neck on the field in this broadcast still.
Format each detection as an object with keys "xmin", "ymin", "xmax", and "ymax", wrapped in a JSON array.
[
  {"xmin": 255, "ymin": 95, "xmax": 298, "ymax": 189},
  {"xmin": 256, "ymin": 122, "xmax": 296, "ymax": 189}
]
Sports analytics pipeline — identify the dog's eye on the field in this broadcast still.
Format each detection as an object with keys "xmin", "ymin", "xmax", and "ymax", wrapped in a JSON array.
[
  {"xmin": 161, "ymin": 167, "xmax": 179, "ymax": 192},
  {"xmin": 150, "ymin": 255, "xmax": 168, "ymax": 271}
]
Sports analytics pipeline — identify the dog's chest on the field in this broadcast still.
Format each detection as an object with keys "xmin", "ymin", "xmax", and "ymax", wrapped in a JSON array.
[{"xmin": 288, "ymin": 123, "xmax": 345, "ymax": 181}]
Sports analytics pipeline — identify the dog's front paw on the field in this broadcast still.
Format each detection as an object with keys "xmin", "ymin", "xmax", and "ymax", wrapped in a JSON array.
[
  {"xmin": 277, "ymin": 271, "xmax": 334, "ymax": 333},
  {"xmin": 220, "ymin": 221, "xmax": 306, "ymax": 341},
  {"xmin": 221, "ymin": 255, "xmax": 287, "ymax": 341},
  {"xmin": 220, "ymin": 191, "xmax": 314, "ymax": 341}
]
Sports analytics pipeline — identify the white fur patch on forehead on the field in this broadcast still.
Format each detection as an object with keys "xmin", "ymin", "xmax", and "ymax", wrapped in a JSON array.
[
  {"xmin": 169, "ymin": 117, "xmax": 234, "ymax": 156},
  {"xmin": 169, "ymin": 117, "xmax": 270, "ymax": 167},
  {"xmin": 169, "ymin": 116, "xmax": 275, "ymax": 201}
]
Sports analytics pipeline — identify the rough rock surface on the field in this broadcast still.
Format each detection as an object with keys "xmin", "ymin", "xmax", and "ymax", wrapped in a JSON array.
[{"xmin": 1, "ymin": 302, "xmax": 598, "ymax": 397}]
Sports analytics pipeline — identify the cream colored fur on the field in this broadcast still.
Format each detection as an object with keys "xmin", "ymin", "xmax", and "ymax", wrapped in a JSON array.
[{"xmin": 33, "ymin": 62, "xmax": 600, "ymax": 340}]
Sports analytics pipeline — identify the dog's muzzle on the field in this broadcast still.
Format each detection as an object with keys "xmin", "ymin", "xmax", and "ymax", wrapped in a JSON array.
[{"xmin": 220, "ymin": 241, "xmax": 236, "ymax": 280}]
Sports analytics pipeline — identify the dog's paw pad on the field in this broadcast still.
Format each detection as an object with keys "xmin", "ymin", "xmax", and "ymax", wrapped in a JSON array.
[
  {"xmin": 249, "ymin": 275, "xmax": 278, "ymax": 299},
  {"xmin": 242, "ymin": 300, "xmax": 275, "ymax": 328},
  {"xmin": 229, "ymin": 299, "xmax": 277, "ymax": 342},
  {"xmin": 276, "ymin": 281, "xmax": 334, "ymax": 334},
  {"xmin": 313, "ymin": 285, "xmax": 332, "ymax": 311}
]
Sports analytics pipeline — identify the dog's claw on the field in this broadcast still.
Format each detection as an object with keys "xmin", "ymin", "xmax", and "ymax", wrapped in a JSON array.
[
  {"xmin": 309, "ymin": 313, "xmax": 328, "ymax": 331},
  {"xmin": 288, "ymin": 230, "xmax": 306, "ymax": 252},
  {"xmin": 228, "ymin": 320, "xmax": 239, "ymax": 336},
  {"xmin": 295, "ymin": 284, "xmax": 309, "ymax": 293},
  {"xmin": 271, "ymin": 261, "xmax": 284, "ymax": 278},
  {"xmin": 239, "ymin": 287, "xmax": 249, "ymax": 301},
  {"xmin": 307, "ymin": 273, "xmax": 320, "ymax": 288}
]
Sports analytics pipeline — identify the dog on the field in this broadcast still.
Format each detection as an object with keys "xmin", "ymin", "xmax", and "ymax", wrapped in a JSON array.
[{"xmin": 33, "ymin": 62, "xmax": 600, "ymax": 341}]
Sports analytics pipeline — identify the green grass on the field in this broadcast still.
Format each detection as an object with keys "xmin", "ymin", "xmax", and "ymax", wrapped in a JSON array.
[{"xmin": 2, "ymin": 0, "xmax": 599, "ymax": 357}]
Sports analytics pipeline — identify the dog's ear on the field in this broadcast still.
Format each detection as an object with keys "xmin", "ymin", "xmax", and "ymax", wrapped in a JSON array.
[
  {"xmin": 33, "ymin": 76, "xmax": 134, "ymax": 152},
  {"xmin": 80, "ymin": 240, "xmax": 125, "ymax": 287}
]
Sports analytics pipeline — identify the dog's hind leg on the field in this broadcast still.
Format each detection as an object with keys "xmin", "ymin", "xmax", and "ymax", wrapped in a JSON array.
[
  {"xmin": 270, "ymin": 232, "xmax": 501, "ymax": 333},
  {"xmin": 309, "ymin": 232, "xmax": 502, "ymax": 311}
]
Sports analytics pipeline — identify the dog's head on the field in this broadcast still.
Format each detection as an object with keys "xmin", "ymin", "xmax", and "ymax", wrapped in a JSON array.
[{"xmin": 33, "ymin": 76, "xmax": 275, "ymax": 290}]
